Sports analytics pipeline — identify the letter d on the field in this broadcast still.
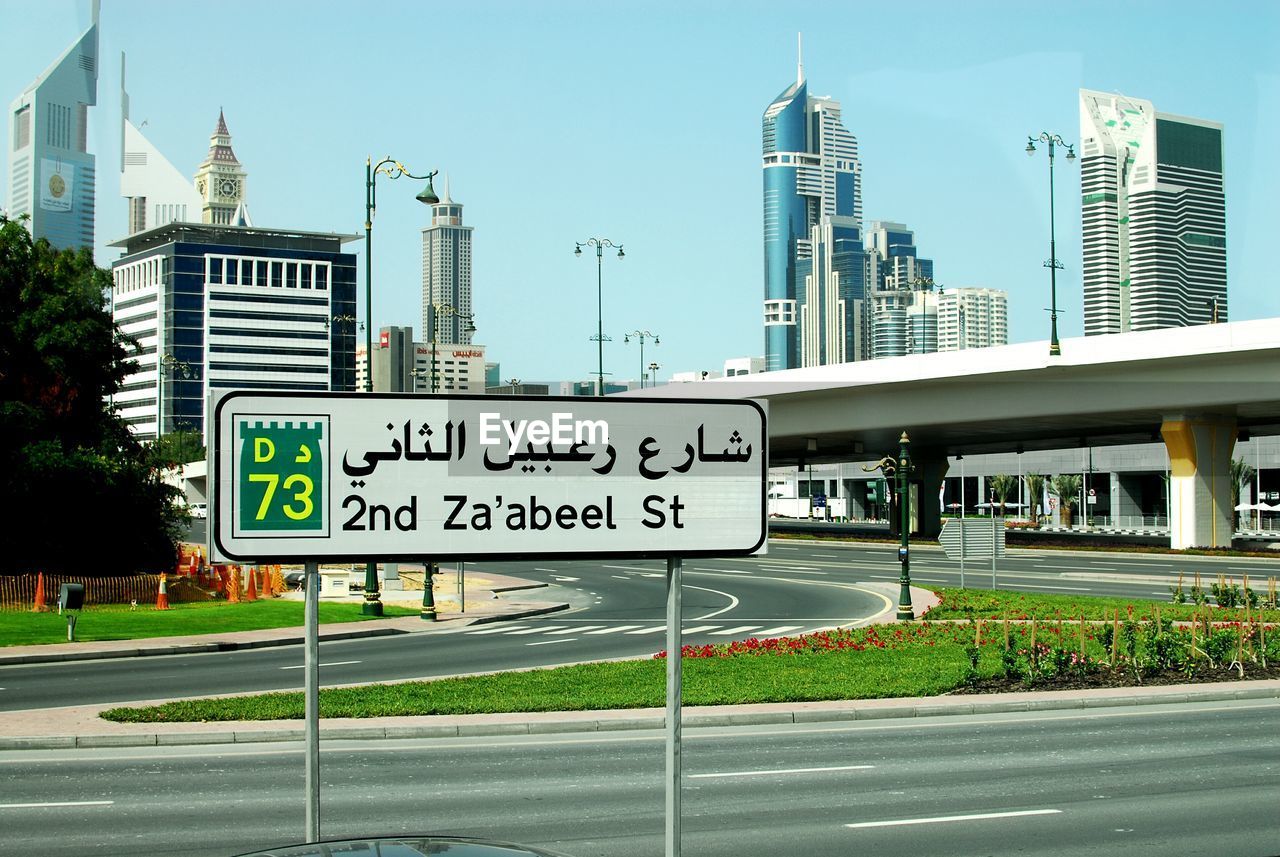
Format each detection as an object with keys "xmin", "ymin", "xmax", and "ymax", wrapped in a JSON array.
[{"xmin": 254, "ymin": 436, "xmax": 276, "ymax": 463}]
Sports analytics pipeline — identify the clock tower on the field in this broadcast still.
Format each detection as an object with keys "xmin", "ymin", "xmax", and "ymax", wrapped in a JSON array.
[{"xmin": 194, "ymin": 110, "xmax": 247, "ymax": 225}]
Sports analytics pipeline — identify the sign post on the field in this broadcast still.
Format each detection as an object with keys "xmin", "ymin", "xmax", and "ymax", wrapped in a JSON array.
[{"xmin": 210, "ymin": 392, "xmax": 766, "ymax": 849}]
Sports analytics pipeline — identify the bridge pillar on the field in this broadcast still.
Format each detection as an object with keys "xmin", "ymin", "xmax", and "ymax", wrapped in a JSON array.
[
  {"xmin": 1161, "ymin": 414, "xmax": 1236, "ymax": 548},
  {"xmin": 889, "ymin": 454, "xmax": 949, "ymax": 539}
]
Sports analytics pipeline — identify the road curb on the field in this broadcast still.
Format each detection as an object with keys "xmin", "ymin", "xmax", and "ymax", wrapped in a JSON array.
[
  {"xmin": 6, "ymin": 683, "xmax": 1277, "ymax": 752},
  {"xmin": 0, "ymin": 603, "xmax": 571, "ymax": 667}
]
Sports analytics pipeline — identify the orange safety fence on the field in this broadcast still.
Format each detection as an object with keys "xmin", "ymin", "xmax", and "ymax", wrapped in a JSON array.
[{"xmin": 0, "ymin": 573, "xmax": 164, "ymax": 610}]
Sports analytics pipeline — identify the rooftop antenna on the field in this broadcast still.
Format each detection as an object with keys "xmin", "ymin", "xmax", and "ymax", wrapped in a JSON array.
[{"xmin": 797, "ymin": 32, "xmax": 804, "ymax": 85}]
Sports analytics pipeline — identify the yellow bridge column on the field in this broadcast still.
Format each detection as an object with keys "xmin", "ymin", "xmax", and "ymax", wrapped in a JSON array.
[{"xmin": 1160, "ymin": 414, "xmax": 1237, "ymax": 549}]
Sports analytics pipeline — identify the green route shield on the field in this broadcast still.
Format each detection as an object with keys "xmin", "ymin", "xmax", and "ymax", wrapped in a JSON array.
[{"xmin": 236, "ymin": 419, "xmax": 328, "ymax": 534}]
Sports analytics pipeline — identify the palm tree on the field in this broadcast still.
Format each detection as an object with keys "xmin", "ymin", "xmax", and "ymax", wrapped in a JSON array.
[
  {"xmin": 1025, "ymin": 473, "xmax": 1047, "ymax": 526},
  {"xmin": 988, "ymin": 474, "xmax": 1017, "ymax": 517},
  {"xmin": 1051, "ymin": 474, "xmax": 1082, "ymax": 527},
  {"xmin": 1231, "ymin": 457, "xmax": 1256, "ymax": 530}
]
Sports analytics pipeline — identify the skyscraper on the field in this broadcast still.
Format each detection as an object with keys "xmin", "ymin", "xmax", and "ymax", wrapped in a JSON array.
[
  {"xmin": 421, "ymin": 177, "xmax": 474, "ymax": 346},
  {"xmin": 1079, "ymin": 89, "xmax": 1226, "ymax": 334},
  {"xmin": 937, "ymin": 288, "xmax": 1008, "ymax": 351},
  {"xmin": 762, "ymin": 41, "xmax": 864, "ymax": 370},
  {"xmin": 865, "ymin": 221, "xmax": 936, "ymax": 359},
  {"xmin": 119, "ymin": 54, "xmax": 202, "ymax": 235},
  {"xmin": 7, "ymin": 0, "xmax": 99, "ymax": 252}
]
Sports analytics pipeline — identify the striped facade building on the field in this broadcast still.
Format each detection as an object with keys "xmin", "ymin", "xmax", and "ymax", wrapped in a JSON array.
[
  {"xmin": 109, "ymin": 223, "xmax": 359, "ymax": 439},
  {"xmin": 1079, "ymin": 89, "xmax": 1226, "ymax": 335}
]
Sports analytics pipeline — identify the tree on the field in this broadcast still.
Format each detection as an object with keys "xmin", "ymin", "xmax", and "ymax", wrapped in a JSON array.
[
  {"xmin": 0, "ymin": 215, "xmax": 183, "ymax": 574},
  {"xmin": 1230, "ymin": 457, "xmax": 1256, "ymax": 530},
  {"xmin": 1025, "ymin": 473, "xmax": 1047, "ymax": 525},
  {"xmin": 150, "ymin": 429, "xmax": 206, "ymax": 467},
  {"xmin": 1051, "ymin": 474, "xmax": 1082, "ymax": 527},
  {"xmin": 988, "ymin": 473, "xmax": 1017, "ymax": 517}
]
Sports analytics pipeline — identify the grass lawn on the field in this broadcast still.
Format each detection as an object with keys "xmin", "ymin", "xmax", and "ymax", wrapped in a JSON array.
[
  {"xmin": 0, "ymin": 600, "xmax": 418, "ymax": 647},
  {"xmin": 924, "ymin": 587, "xmax": 1280, "ymax": 622}
]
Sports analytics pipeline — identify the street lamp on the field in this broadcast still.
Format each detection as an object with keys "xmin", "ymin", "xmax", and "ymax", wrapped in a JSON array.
[
  {"xmin": 1026, "ymin": 132, "xmax": 1077, "ymax": 357},
  {"xmin": 908, "ymin": 276, "xmax": 936, "ymax": 355},
  {"xmin": 575, "ymin": 238, "xmax": 624, "ymax": 396},
  {"xmin": 156, "ymin": 352, "xmax": 193, "ymax": 439},
  {"xmin": 864, "ymin": 432, "xmax": 917, "ymax": 620},
  {"xmin": 624, "ymin": 330, "xmax": 659, "ymax": 388},
  {"xmin": 424, "ymin": 302, "xmax": 476, "ymax": 394},
  {"xmin": 647, "ymin": 361, "xmax": 660, "ymax": 388},
  {"xmin": 362, "ymin": 155, "xmax": 439, "ymax": 617}
]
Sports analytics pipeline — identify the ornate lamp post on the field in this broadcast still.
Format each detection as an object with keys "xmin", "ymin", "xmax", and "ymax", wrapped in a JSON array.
[
  {"xmin": 362, "ymin": 156, "xmax": 439, "ymax": 616},
  {"xmin": 624, "ymin": 330, "xmax": 659, "ymax": 388},
  {"xmin": 648, "ymin": 361, "xmax": 660, "ymax": 388},
  {"xmin": 424, "ymin": 301, "xmax": 476, "ymax": 394},
  {"xmin": 1025, "ymin": 133, "xmax": 1076, "ymax": 357},
  {"xmin": 156, "ymin": 352, "xmax": 193, "ymax": 438},
  {"xmin": 865, "ymin": 432, "xmax": 917, "ymax": 620},
  {"xmin": 575, "ymin": 238, "xmax": 624, "ymax": 396}
]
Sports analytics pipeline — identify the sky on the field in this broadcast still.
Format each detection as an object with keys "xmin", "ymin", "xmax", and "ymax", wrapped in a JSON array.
[{"xmin": 3, "ymin": 0, "xmax": 1278, "ymax": 384}]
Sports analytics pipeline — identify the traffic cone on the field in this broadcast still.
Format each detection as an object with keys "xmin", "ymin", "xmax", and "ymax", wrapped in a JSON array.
[
  {"xmin": 226, "ymin": 567, "xmax": 241, "ymax": 603},
  {"xmin": 244, "ymin": 565, "xmax": 258, "ymax": 602},
  {"xmin": 156, "ymin": 573, "xmax": 170, "ymax": 610},
  {"xmin": 261, "ymin": 565, "xmax": 274, "ymax": 598},
  {"xmin": 32, "ymin": 572, "xmax": 47, "ymax": 612}
]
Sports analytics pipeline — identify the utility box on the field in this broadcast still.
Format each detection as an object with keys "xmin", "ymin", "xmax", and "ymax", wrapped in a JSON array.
[
  {"xmin": 318, "ymin": 569, "xmax": 349, "ymax": 599},
  {"xmin": 58, "ymin": 583, "xmax": 85, "ymax": 612}
]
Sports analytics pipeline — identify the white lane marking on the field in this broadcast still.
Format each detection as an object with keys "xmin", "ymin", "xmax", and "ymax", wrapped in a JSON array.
[
  {"xmin": 584, "ymin": 625, "xmax": 644, "ymax": 635},
  {"xmin": 507, "ymin": 626, "xmax": 568, "ymax": 635},
  {"xmin": 466, "ymin": 625, "xmax": 529, "ymax": 635},
  {"xmin": 691, "ymin": 568, "xmax": 752, "ymax": 575},
  {"xmin": 551, "ymin": 576, "xmax": 580, "ymax": 582},
  {"xmin": 1018, "ymin": 584, "xmax": 1093, "ymax": 592},
  {"xmin": 755, "ymin": 564, "xmax": 820, "ymax": 571},
  {"xmin": 845, "ymin": 809, "xmax": 1062, "ymax": 829},
  {"xmin": 755, "ymin": 626, "xmax": 803, "ymax": 636},
  {"xmin": 626, "ymin": 626, "xmax": 668, "ymax": 634},
  {"xmin": 681, "ymin": 625, "xmax": 720, "ymax": 634},
  {"xmin": 692, "ymin": 764, "xmax": 873, "ymax": 779},
  {"xmin": 0, "ymin": 801, "xmax": 115, "ymax": 809},
  {"xmin": 601, "ymin": 564, "xmax": 647, "ymax": 571},
  {"xmin": 686, "ymin": 584, "xmax": 740, "ymax": 620},
  {"xmin": 279, "ymin": 660, "xmax": 360, "ymax": 670},
  {"xmin": 1148, "ymin": 592, "xmax": 1172, "ymax": 598},
  {"xmin": 770, "ymin": 569, "xmax": 828, "ymax": 576},
  {"xmin": 611, "ymin": 575, "xmax": 631, "ymax": 580},
  {"xmin": 526, "ymin": 639, "xmax": 574, "ymax": 647},
  {"xmin": 545, "ymin": 625, "xmax": 607, "ymax": 635},
  {"xmin": 534, "ymin": 568, "xmax": 558, "ymax": 572},
  {"xmin": 709, "ymin": 625, "xmax": 761, "ymax": 636},
  {"xmin": 773, "ymin": 546, "xmax": 799, "ymax": 550},
  {"xmin": 813, "ymin": 553, "xmax": 843, "ymax": 558}
]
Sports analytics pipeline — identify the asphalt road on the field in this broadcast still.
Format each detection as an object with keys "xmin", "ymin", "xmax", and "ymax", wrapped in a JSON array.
[{"xmin": 2, "ymin": 699, "xmax": 1278, "ymax": 857}]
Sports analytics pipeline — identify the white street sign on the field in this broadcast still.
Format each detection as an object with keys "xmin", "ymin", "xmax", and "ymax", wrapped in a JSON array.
[
  {"xmin": 939, "ymin": 518, "xmax": 1005, "ymax": 560},
  {"xmin": 212, "ymin": 392, "xmax": 767, "ymax": 562}
]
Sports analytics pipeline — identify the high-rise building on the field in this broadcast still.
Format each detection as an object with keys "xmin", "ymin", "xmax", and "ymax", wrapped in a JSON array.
[
  {"xmin": 865, "ymin": 221, "xmax": 936, "ymax": 359},
  {"xmin": 193, "ymin": 111, "xmax": 248, "ymax": 226},
  {"xmin": 7, "ymin": 1, "xmax": 99, "ymax": 252},
  {"xmin": 1079, "ymin": 89, "xmax": 1226, "ymax": 334},
  {"xmin": 762, "ymin": 42, "xmax": 864, "ymax": 370},
  {"xmin": 937, "ymin": 288, "xmax": 1008, "ymax": 351},
  {"xmin": 109, "ymin": 223, "xmax": 359, "ymax": 439},
  {"xmin": 119, "ymin": 54, "xmax": 201, "ymax": 235},
  {"xmin": 421, "ymin": 177, "xmax": 474, "ymax": 346}
]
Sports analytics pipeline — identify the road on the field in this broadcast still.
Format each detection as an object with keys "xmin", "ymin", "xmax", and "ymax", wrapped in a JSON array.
[
  {"xmin": 2, "ymin": 699, "xmax": 1277, "ymax": 856},
  {"xmin": 2, "ymin": 541, "xmax": 1273, "ymax": 712}
]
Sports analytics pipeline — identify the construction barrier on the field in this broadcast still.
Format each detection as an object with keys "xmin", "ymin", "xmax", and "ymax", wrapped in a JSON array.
[
  {"xmin": 1, "ymin": 573, "xmax": 166, "ymax": 610},
  {"xmin": 155, "ymin": 573, "xmax": 170, "ymax": 610}
]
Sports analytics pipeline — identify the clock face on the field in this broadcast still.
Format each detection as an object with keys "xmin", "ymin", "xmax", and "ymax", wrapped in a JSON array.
[
  {"xmin": 219, "ymin": 178, "xmax": 238, "ymax": 199},
  {"xmin": 197, "ymin": 179, "xmax": 206, "ymax": 195}
]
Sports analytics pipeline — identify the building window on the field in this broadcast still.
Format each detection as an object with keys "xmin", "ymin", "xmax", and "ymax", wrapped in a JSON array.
[
  {"xmin": 764, "ymin": 299, "xmax": 797, "ymax": 326},
  {"xmin": 13, "ymin": 106, "xmax": 30, "ymax": 150}
]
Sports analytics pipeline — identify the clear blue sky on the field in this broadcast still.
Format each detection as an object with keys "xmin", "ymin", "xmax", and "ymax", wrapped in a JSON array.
[{"xmin": 4, "ymin": 0, "xmax": 1278, "ymax": 383}]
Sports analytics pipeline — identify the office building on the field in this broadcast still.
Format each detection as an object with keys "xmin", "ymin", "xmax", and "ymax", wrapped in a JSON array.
[
  {"xmin": 1079, "ymin": 89, "xmax": 1226, "ymax": 334},
  {"xmin": 109, "ymin": 223, "xmax": 359, "ymax": 439},
  {"xmin": 762, "ymin": 44, "xmax": 864, "ymax": 370},
  {"xmin": 193, "ymin": 111, "xmax": 248, "ymax": 226},
  {"xmin": 119, "ymin": 55, "xmax": 202, "ymax": 235},
  {"xmin": 7, "ymin": 1, "xmax": 99, "ymax": 252},
  {"xmin": 865, "ymin": 221, "xmax": 936, "ymax": 359},
  {"xmin": 937, "ymin": 287, "xmax": 1008, "ymax": 351},
  {"xmin": 356, "ymin": 334, "xmax": 487, "ymax": 394},
  {"xmin": 421, "ymin": 177, "xmax": 474, "ymax": 346}
]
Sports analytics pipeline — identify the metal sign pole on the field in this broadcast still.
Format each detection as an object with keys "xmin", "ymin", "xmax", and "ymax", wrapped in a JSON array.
[
  {"xmin": 304, "ymin": 560, "xmax": 320, "ymax": 842},
  {"xmin": 458, "ymin": 561, "xmax": 465, "ymax": 613},
  {"xmin": 959, "ymin": 458, "xmax": 966, "ymax": 589},
  {"xmin": 991, "ymin": 516, "xmax": 998, "ymax": 590},
  {"xmin": 665, "ymin": 556, "xmax": 683, "ymax": 857}
]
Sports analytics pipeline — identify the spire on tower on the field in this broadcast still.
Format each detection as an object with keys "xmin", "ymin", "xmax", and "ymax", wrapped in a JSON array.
[{"xmin": 797, "ymin": 32, "xmax": 804, "ymax": 85}]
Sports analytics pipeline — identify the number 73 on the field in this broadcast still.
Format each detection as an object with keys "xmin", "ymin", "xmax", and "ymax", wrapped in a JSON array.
[{"xmin": 248, "ymin": 473, "xmax": 315, "ymax": 520}]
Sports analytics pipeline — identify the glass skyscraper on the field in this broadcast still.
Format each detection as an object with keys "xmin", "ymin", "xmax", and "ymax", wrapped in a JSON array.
[
  {"xmin": 7, "ymin": 1, "xmax": 99, "ymax": 252},
  {"xmin": 762, "ymin": 58, "xmax": 864, "ymax": 370},
  {"xmin": 1079, "ymin": 89, "xmax": 1226, "ymax": 334}
]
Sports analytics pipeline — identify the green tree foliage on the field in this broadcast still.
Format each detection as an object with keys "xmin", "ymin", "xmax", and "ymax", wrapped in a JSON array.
[
  {"xmin": 1051, "ymin": 474, "xmax": 1082, "ymax": 526},
  {"xmin": 988, "ymin": 473, "xmax": 1017, "ymax": 516},
  {"xmin": 1025, "ymin": 473, "xmax": 1047, "ymax": 524},
  {"xmin": 150, "ymin": 429, "xmax": 206, "ymax": 467},
  {"xmin": 0, "ymin": 216, "xmax": 183, "ymax": 574},
  {"xmin": 1230, "ymin": 457, "xmax": 1256, "ymax": 528}
]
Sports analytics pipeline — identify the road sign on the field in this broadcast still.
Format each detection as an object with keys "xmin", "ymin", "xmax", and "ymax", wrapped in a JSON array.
[
  {"xmin": 212, "ymin": 392, "xmax": 767, "ymax": 563},
  {"xmin": 813, "ymin": 494, "xmax": 826, "ymax": 508},
  {"xmin": 939, "ymin": 518, "xmax": 1006, "ymax": 560}
]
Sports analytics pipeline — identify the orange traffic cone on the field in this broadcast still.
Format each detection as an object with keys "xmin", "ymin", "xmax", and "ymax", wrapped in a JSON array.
[
  {"xmin": 225, "ymin": 567, "xmax": 241, "ymax": 603},
  {"xmin": 244, "ymin": 565, "xmax": 258, "ymax": 602},
  {"xmin": 261, "ymin": 565, "xmax": 274, "ymax": 598},
  {"xmin": 32, "ymin": 572, "xmax": 48, "ymax": 612},
  {"xmin": 156, "ymin": 572, "xmax": 170, "ymax": 610}
]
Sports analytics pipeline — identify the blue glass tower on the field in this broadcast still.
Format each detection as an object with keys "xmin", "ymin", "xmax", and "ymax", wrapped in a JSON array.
[{"xmin": 762, "ymin": 53, "xmax": 864, "ymax": 370}]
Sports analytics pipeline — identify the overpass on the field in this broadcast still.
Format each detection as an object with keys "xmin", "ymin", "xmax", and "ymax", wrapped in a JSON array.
[{"xmin": 634, "ymin": 319, "xmax": 1280, "ymax": 549}]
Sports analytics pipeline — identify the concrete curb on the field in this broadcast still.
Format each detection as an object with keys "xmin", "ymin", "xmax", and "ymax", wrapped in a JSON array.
[
  {"xmin": 5, "ymin": 682, "xmax": 1277, "ymax": 752},
  {"xmin": 0, "ymin": 602, "xmax": 571, "ymax": 667}
]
